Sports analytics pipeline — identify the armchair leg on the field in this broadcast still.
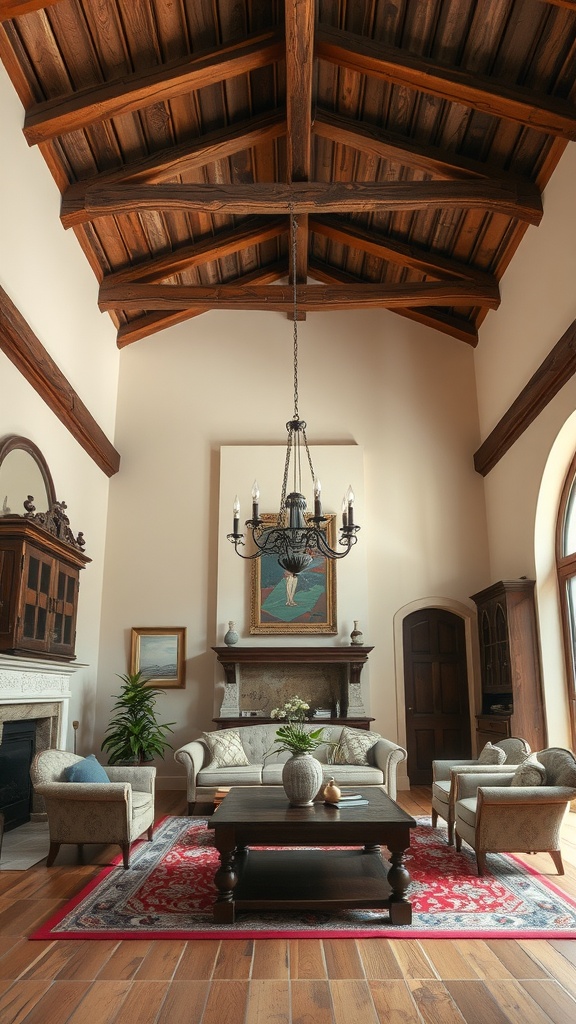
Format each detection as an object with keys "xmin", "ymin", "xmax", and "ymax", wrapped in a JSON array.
[
  {"xmin": 431, "ymin": 809, "xmax": 438, "ymax": 828},
  {"xmin": 476, "ymin": 851, "xmax": 487, "ymax": 876},
  {"xmin": 455, "ymin": 832, "xmax": 462, "ymax": 852},
  {"xmin": 121, "ymin": 843, "xmax": 131, "ymax": 869},
  {"xmin": 147, "ymin": 824, "xmax": 154, "ymax": 841},
  {"xmin": 447, "ymin": 819, "xmax": 454, "ymax": 846},
  {"xmin": 46, "ymin": 842, "xmax": 60, "ymax": 867},
  {"xmin": 550, "ymin": 850, "xmax": 565, "ymax": 874}
]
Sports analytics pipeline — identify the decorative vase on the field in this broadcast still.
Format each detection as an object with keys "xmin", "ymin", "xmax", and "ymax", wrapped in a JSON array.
[
  {"xmin": 224, "ymin": 621, "xmax": 239, "ymax": 646},
  {"xmin": 350, "ymin": 620, "xmax": 364, "ymax": 645},
  {"xmin": 282, "ymin": 753, "xmax": 323, "ymax": 807}
]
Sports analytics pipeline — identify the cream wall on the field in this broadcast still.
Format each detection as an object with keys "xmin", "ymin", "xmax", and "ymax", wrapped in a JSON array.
[
  {"xmin": 97, "ymin": 304, "xmax": 489, "ymax": 786},
  {"xmin": 474, "ymin": 143, "xmax": 576, "ymax": 748},
  {"xmin": 0, "ymin": 63, "xmax": 120, "ymax": 749}
]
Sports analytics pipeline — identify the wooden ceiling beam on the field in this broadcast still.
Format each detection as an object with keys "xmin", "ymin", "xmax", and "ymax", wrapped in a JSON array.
[
  {"xmin": 0, "ymin": 0, "xmax": 62, "ymax": 19},
  {"xmin": 99, "ymin": 280, "xmax": 500, "ymax": 313},
  {"xmin": 285, "ymin": 1, "xmax": 314, "ymax": 314},
  {"xmin": 102, "ymin": 217, "xmax": 287, "ymax": 288},
  {"xmin": 309, "ymin": 260, "xmax": 478, "ymax": 345},
  {"xmin": 84, "ymin": 180, "xmax": 542, "ymax": 224},
  {"xmin": 115, "ymin": 262, "xmax": 287, "ymax": 348},
  {"xmin": 23, "ymin": 30, "xmax": 284, "ymax": 144},
  {"xmin": 316, "ymin": 26, "xmax": 576, "ymax": 140},
  {"xmin": 311, "ymin": 215, "xmax": 498, "ymax": 289},
  {"xmin": 60, "ymin": 111, "xmax": 286, "ymax": 228}
]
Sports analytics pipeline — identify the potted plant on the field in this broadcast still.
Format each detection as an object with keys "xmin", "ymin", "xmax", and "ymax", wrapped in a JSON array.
[
  {"xmin": 269, "ymin": 696, "xmax": 330, "ymax": 806},
  {"xmin": 101, "ymin": 671, "xmax": 176, "ymax": 765}
]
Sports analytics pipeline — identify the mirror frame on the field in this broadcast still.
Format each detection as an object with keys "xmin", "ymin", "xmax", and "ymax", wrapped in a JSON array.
[{"xmin": 0, "ymin": 434, "xmax": 57, "ymax": 513}]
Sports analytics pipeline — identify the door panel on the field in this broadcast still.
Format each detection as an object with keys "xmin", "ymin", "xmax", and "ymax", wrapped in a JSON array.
[{"xmin": 403, "ymin": 608, "xmax": 471, "ymax": 785}]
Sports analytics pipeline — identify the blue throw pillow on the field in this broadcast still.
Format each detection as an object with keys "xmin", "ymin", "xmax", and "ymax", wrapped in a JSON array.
[{"xmin": 64, "ymin": 754, "xmax": 109, "ymax": 783}]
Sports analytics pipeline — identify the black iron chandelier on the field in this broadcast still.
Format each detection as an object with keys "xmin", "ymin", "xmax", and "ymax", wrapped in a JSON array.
[{"xmin": 227, "ymin": 215, "xmax": 360, "ymax": 575}]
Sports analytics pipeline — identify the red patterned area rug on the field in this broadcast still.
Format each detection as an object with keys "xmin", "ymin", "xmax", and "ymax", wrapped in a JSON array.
[{"xmin": 30, "ymin": 815, "xmax": 576, "ymax": 941}]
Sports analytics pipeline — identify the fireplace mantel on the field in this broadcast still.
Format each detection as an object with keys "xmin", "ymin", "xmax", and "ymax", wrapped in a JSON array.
[{"xmin": 212, "ymin": 645, "xmax": 373, "ymax": 722}]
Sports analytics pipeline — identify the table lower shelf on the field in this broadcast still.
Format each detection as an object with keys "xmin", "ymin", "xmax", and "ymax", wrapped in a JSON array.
[{"xmin": 213, "ymin": 847, "xmax": 412, "ymax": 925}]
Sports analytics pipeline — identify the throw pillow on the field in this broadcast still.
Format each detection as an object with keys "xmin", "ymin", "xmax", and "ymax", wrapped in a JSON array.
[
  {"xmin": 333, "ymin": 727, "xmax": 380, "ymax": 766},
  {"xmin": 477, "ymin": 742, "xmax": 507, "ymax": 765},
  {"xmin": 202, "ymin": 730, "xmax": 250, "ymax": 768},
  {"xmin": 64, "ymin": 754, "xmax": 110, "ymax": 783},
  {"xmin": 511, "ymin": 753, "xmax": 547, "ymax": 787}
]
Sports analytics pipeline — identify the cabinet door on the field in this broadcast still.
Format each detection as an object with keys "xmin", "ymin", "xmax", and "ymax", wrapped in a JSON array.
[
  {"xmin": 19, "ymin": 545, "xmax": 55, "ymax": 653},
  {"xmin": 50, "ymin": 564, "xmax": 78, "ymax": 657},
  {"xmin": 480, "ymin": 599, "xmax": 510, "ymax": 692}
]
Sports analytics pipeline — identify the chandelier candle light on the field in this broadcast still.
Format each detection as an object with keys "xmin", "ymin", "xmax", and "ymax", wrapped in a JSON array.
[{"xmin": 227, "ymin": 215, "xmax": 360, "ymax": 575}]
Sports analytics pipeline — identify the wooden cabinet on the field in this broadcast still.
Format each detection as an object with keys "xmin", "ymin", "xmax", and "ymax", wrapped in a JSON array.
[
  {"xmin": 0, "ymin": 515, "xmax": 90, "ymax": 661},
  {"xmin": 471, "ymin": 579, "xmax": 546, "ymax": 753}
]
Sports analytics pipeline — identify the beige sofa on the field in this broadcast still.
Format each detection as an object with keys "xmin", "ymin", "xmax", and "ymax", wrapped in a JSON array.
[{"xmin": 174, "ymin": 722, "xmax": 407, "ymax": 813}]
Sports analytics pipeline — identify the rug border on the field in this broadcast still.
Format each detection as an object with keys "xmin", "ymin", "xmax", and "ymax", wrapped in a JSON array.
[{"xmin": 28, "ymin": 815, "xmax": 576, "ymax": 942}]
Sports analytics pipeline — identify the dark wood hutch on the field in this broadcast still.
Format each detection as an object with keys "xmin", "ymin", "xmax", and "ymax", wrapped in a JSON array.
[{"xmin": 212, "ymin": 645, "xmax": 374, "ymax": 729}]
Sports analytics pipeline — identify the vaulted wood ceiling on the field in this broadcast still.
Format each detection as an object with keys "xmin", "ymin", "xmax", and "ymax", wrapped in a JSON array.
[{"xmin": 1, "ymin": 0, "xmax": 575, "ymax": 348}]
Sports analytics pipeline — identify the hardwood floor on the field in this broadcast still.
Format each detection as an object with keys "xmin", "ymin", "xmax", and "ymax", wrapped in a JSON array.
[{"xmin": 1, "ymin": 787, "xmax": 576, "ymax": 1024}]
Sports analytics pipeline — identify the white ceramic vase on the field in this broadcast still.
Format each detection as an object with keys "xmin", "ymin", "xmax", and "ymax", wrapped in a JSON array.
[{"xmin": 282, "ymin": 753, "xmax": 323, "ymax": 807}]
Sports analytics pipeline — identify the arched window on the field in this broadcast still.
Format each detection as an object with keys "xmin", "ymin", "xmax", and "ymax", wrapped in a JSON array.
[{"xmin": 556, "ymin": 451, "xmax": 576, "ymax": 748}]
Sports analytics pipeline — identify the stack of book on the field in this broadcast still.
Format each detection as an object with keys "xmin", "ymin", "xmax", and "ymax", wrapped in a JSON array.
[
  {"xmin": 213, "ymin": 787, "xmax": 231, "ymax": 808},
  {"xmin": 311, "ymin": 707, "xmax": 332, "ymax": 719}
]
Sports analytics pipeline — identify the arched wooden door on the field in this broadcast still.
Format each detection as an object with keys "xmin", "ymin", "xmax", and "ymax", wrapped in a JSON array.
[{"xmin": 403, "ymin": 608, "xmax": 471, "ymax": 785}]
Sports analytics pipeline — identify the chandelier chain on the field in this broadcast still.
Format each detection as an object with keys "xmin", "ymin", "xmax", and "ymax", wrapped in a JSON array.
[{"xmin": 291, "ymin": 210, "xmax": 299, "ymax": 420}]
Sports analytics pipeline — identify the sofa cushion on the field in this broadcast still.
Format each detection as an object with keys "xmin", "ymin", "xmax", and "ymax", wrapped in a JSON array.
[
  {"xmin": 456, "ymin": 797, "xmax": 477, "ymax": 828},
  {"xmin": 511, "ymin": 753, "xmax": 547, "ymax": 787},
  {"xmin": 202, "ymin": 730, "xmax": 250, "ymax": 768},
  {"xmin": 333, "ymin": 726, "xmax": 380, "ymax": 766},
  {"xmin": 261, "ymin": 761, "xmax": 384, "ymax": 786},
  {"xmin": 63, "ymin": 755, "xmax": 109, "ymax": 783},
  {"xmin": 432, "ymin": 780, "xmax": 451, "ymax": 805},
  {"xmin": 197, "ymin": 764, "xmax": 263, "ymax": 787},
  {"xmin": 477, "ymin": 742, "xmax": 506, "ymax": 765}
]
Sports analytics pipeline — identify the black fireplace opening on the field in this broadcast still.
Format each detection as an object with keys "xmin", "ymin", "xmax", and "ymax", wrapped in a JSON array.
[{"xmin": 0, "ymin": 720, "xmax": 36, "ymax": 831}]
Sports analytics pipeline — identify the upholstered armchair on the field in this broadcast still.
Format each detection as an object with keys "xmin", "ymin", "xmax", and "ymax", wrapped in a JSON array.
[
  {"xmin": 30, "ymin": 749, "xmax": 156, "ymax": 868},
  {"xmin": 431, "ymin": 737, "xmax": 531, "ymax": 844},
  {"xmin": 453, "ymin": 747, "xmax": 576, "ymax": 875}
]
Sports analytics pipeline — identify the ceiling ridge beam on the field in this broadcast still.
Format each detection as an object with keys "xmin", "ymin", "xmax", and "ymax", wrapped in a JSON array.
[
  {"xmin": 99, "ymin": 280, "xmax": 500, "ymax": 313},
  {"xmin": 311, "ymin": 215, "xmax": 499, "ymax": 289},
  {"xmin": 0, "ymin": 1, "xmax": 63, "ymax": 19},
  {"xmin": 316, "ymin": 25, "xmax": 576, "ymax": 140},
  {"xmin": 83, "ymin": 180, "xmax": 542, "ymax": 224},
  {"xmin": 60, "ymin": 111, "xmax": 286, "ymax": 228},
  {"xmin": 23, "ymin": 29, "xmax": 284, "ymax": 145}
]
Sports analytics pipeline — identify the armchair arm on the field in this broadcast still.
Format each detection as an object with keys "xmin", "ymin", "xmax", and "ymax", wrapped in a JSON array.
[
  {"xmin": 433, "ymin": 759, "xmax": 478, "ymax": 783},
  {"xmin": 475, "ymin": 785, "xmax": 575, "ymax": 855},
  {"xmin": 174, "ymin": 740, "xmax": 207, "ymax": 802},
  {"xmin": 105, "ymin": 765, "xmax": 156, "ymax": 794},
  {"xmin": 372, "ymin": 739, "xmax": 407, "ymax": 801},
  {"xmin": 34, "ymin": 781, "xmax": 132, "ymax": 802},
  {"xmin": 455, "ymin": 771, "xmax": 515, "ymax": 800}
]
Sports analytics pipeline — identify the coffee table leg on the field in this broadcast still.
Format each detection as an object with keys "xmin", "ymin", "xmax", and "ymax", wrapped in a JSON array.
[
  {"xmin": 386, "ymin": 848, "xmax": 412, "ymax": 924},
  {"xmin": 213, "ymin": 843, "xmax": 238, "ymax": 923}
]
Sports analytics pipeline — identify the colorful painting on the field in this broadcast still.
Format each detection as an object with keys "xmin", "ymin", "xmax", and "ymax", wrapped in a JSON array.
[
  {"xmin": 130, "ymin": 627, "xmax": 186, "ymax": 688},
  {"xmin": 250, "ymin": 515, "xmax": 337, "ymax": 634}
]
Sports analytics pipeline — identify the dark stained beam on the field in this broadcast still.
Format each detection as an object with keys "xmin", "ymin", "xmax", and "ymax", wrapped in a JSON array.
[
  {"xmin": 84, "ymin": 180, "xmax": 542, "ymax": 224},
  {"xmin": 0, "ymin": 0, "xmax": 62, "ymax": 19},
  {"xmin": 116, "ymin": 262, "xmax": 287, "ymax": 348},
  {"xmin": 316, "ymin": 26, "xmax": 576, "ymax": 140},
  {"xmin": 102, "ymin": 217, "xmax": 286, "ymax": 287},
  {"xmin": 474, "ymin": 319, "xmax": 576, "ymax": 475},
  {"xmin": 309, "ymin": 260, "xmax": 479, "ymax": 346},
  {"xmin": 23, "ymin": 30, "xmax": 284, "ymax": 144},
  {"xmin": 285, "ymin": 0, "xmax": 313, "ymax": 183},
  {"xmin": 99, "ymin": 280, "xmax": 500, "ymax": 313},
  {"xmin": 60, "ymin": 112, "xmax": 286, "ymax": 228},
  {"xmin": 0, "ymin": 285, "xmax": 120, "ymax": 477},
  {"xmin": 311, "ymin": 215, "xmax": 498, "ymax": 289}
]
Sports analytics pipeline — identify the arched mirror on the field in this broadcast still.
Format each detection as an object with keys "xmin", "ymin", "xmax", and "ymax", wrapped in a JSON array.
[{"xmin": 0, "ymin": 435, "xmax": 56, "ymax": 517}]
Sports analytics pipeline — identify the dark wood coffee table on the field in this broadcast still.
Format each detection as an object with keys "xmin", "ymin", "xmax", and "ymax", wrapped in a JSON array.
[{"xmin": 208, "ymin": 786, "xmax": 416, "ymax": 924}]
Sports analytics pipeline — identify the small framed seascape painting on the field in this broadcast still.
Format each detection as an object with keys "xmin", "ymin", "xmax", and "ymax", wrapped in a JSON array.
[
  {"xmin": 250, "ymin": 514, "xmax": 337, "ymax": 635},
  {"xmin": 130, "ymin": 627, "xmax": 186, "ymax": 688}
]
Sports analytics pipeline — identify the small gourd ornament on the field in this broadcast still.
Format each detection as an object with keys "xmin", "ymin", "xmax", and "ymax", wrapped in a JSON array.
[{"xmin": 323, "ymin": 778, "xmax": 341, "ymax": 804}]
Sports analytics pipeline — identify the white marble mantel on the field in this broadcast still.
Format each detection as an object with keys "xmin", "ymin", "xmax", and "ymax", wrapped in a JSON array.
[{"xmin": 0, "ymin": 655, "xmax": 83, "ymax": 747}]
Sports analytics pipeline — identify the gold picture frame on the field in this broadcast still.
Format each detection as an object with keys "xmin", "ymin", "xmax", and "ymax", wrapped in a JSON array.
[
  {"xmin": 130, "ymin": 627, "xmax": 186, "ymax": 688},
  {"xmin": 250, "ymin": 514, "xmax": 337, "ymax": 635}
]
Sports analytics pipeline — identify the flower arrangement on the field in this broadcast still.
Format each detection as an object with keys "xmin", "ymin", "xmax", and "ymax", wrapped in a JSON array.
[{"xmin": 269, "ymin": 695, "xmax": 327, "ymax": 756}]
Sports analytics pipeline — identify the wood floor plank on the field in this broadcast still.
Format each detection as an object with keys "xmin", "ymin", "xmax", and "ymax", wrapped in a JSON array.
[
  {"xmin": 152, "ymin": 979, "xmax": 210, "ymax": 1024},
  {"xmin": 0, "ymin": 898, "xmax": 65, "ymax": 935},
  {"xmin": 322, "ymin": 938, "xmax": 365, "ymax": 978},
  {"xmin": 444, "ymin": 980, "xmax": 517, "ymax": 1024},
  {"xmin": 66, "ymin": 979, "xmax": 132, "ymax": 1024},
  {"xmin": 329, "ymin": 979, "xmax": 378, "ymax": 1024},
  {"xmin": 22, "ymin": 941, "xmax": 97, "ymax": 980},
  {"xmin": 173, "ymin": 940, "xmax": 220, "ymax": 979},
  {"xmin": 111, "ymin": 979, "xmax": 170, "ymax": 1024},
  {"xmin": 52, "ymin": 940, "xmax": 119, "ymax": 979},
  {"xmin": 520, "ymin": 979, "xmax": 576, "ymax": 1024},
  {"xmin": 418, "ymin": 939, "xmax": 479, "ymax": 980},
  {"xmin": 245, "ymin": 979, "xmax": 290, "ymax": 1024},
  {"xmin": 252, "ymin": 938, "xmax": 289, "ymax": 979},
  {"xmin": 388, "ymin": 939, "xmax": 437, "ymax": 979},
  {"xmin": 484, "ymin": 940, "xmax": 550, "ymax": 979},
  {"xmin": 213, "ymin": 939, "xmax": 254, "ymax": 979},
  {"xmin": 548, "ymin": 939, "xmax": 576, "ymax": 967},
  {"xmin": 133, "ymin": 940, "xmax": 186, "ymax": 980},
  {"xmin": 0, "ymin": 978, "xmax": 51, "ymax": 1024},
  {"xmin": 485, "ymin": 979, "xmax": 563, "ymax": 1024},
  {"xmin": 290, "ymin": 979, "xmax": 333, "ymax": 1024},
  {"xmin": 200, "ymin": 979, "xmax": 249, "ymax": 1024},
  {"xmin": 369, "ymin": 979, "xmax": 423, "ymax": 1022},
  {"xmin": 288, "ymin": 939, "xmax": 327, "ymax": 979},
  {"xmin": 0, "ymin": 938, "xmax": 54, "ymax": 979},
  {"xmin": 96, "ymin": 940, "xmax": 153, "ymax": 980},
  {"xmin": 452, "ymin": 940, "xmax": 514, "ymax": 980},
  {"xmin": 407, "ymin": 979, "xmax": 467, "ymax": 1024},
  {"xmin": 8, "ymin": 980, "xmax": 92, "ymax": 1024},
  {"xmin": 358, "ymin": 938, "xmax": 414, "ymax": 980},
  {"xmin": 517, "ymin": 941, "xmax": 576, "ymax": 998}
]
